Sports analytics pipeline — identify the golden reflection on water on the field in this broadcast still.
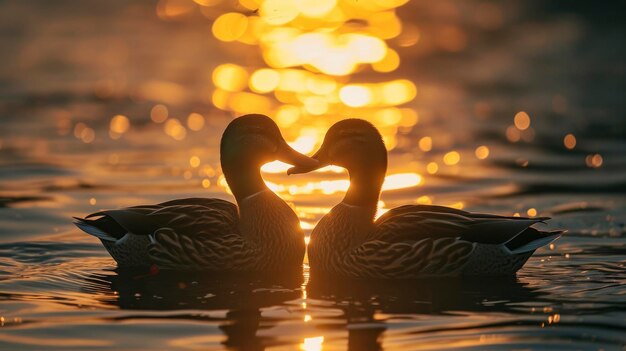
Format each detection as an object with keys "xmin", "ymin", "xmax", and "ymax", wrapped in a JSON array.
[
  {"xmin": 206, "ymin": 0, "xmax": 418, "ymax": 154},
  {"xmin": 72, "ymin": 0, "xmax": 583, "ymax": 222},
  {"xmin": 300, "ymin": 336, "xmax": 324, "ymax": 351},
  {"xmin": 132, "ymin": 0, "xmax": 509, "ymax": 205}
]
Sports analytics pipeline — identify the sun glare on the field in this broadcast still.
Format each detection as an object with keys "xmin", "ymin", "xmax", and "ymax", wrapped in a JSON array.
[{"xmin": 202, "ymin": 0, "xmax": 416, "ymax": 152}]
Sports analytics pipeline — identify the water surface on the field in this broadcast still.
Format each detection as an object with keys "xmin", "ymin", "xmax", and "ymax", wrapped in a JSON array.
[{"xmin": 0, "ymin": 1, "xmax": 625, "ymax": 350}]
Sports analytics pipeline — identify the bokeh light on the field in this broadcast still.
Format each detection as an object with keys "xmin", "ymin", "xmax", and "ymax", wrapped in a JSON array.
[
  {"xmin": 205, "ymin": 0, "xmax": 418, "ymax": 160},
  {"xmin": 514, "ymin": 111, "xmax": 531, "ymax": 130},
  {"xmin": 563, "ymin": 133, "xmax": 576, "ymax": 149}
]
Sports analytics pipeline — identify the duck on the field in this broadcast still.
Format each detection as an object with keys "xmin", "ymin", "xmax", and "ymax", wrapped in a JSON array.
[
  {"xmin": 74, "ymin": 114, "xmax": 318, "ymax": 271},
  {"xmin": 288, "ymin": 119, "xmax": 562, "ymax": 278}
]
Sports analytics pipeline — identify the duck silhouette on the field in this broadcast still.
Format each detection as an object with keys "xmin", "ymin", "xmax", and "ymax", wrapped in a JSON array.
[
  {"xmin": 74, "ymin": 114, "xmax": 317, "ymax": 271},
  {"xmin": 289, "ymin": 119, "xmax": 562, "ymax": 278}
]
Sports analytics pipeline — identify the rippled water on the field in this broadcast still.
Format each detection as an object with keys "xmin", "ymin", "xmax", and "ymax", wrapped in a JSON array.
[{"xmin": 1, "ymin": 1, "xmax": 625, "ymax": 350}]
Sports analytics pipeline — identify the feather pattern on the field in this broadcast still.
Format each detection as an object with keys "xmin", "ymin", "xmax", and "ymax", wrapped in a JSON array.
[
  {"xmin": 74, "ymin": 193, "xmax": 305, "ymax": 271},
  {"xmin": 309, "ymin": 203, "xmax": 562, "ymax": 278}
]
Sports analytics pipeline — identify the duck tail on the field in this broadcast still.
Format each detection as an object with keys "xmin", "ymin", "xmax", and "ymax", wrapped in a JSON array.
[
  {"xmin": 505, "ymin": 228, "xmax": 564, "ymax": 254},
  {"xmin": 73, "ymin": 216, "xmax": 125, "ymax": 242}
]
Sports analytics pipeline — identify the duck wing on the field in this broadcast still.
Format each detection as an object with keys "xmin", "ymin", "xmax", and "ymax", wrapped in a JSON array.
[
  {"xmin": 335, "ymin": 205, "xmax": 561, "ymax": 278},
  {"xmin": 344, "ymin": 237, "xmax": 475, "ymax": 278},
  {"xmin": 75, "ymin": 198, "xmax": 256, "ymax": 270},
  {"xmin": 80, "ymin": 198, "xmax": 238, "ymax": 237},
  {"xmin": 372, "ymin": 204, "xmax": 553, "ymax": 246}
]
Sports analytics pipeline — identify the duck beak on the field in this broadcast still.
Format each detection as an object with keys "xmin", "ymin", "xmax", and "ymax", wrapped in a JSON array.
[
  {"xmin": 287, "ymin": 146, "xmax": 328, "ymax": 175},
  {"xmin": 277, "ymin": 140, "xmax": 319, "ymax": 170}
]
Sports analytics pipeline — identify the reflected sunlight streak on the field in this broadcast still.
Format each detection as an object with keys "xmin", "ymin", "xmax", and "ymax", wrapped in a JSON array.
[{"xmin": 300, "ymin": 336, "xmax": 324, "ymax": 351}]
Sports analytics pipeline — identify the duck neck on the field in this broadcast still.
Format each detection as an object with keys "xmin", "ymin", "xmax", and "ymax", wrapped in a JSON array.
[
  {"xmin": 342, "ymin": 166, "xmax": 385, "ymax": 219},
  {"xmin": 221, "ymin": 161, "xmax": 268, "ymax": 205}
]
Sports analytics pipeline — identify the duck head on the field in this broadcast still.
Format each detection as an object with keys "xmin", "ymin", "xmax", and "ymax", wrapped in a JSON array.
[
  {"xmin": 220, "ymin": 114, "xmax": 318, "ymax": 201},
  {"xmin": 288, "ymin": 119, "xmax": 387, "ymax": 175},
  {"xmin": 288, "ymin": 119, "xmax": 387, "ymax": 207}
]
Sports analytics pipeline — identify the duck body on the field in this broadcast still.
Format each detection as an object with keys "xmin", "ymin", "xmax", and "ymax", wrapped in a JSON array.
[
  {"xmin": 74, "ymin": 114, "xmax": 316, "ymax": 271},
  {"xmin": 75, "ymin": 191, "xmax": 304, "ymax": 271},
  {"xmin": 309, "ymin": 202, "xmax": 561, "ymax": 278},
  {"xmin": 290, "ymin": 118, "xmax": 562, "ymax": 279}
]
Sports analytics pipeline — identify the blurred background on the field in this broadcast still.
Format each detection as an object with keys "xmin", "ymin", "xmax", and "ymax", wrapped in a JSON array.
[{"xmin": 0, "ymin": 0, "xmax": 624, "ymax": 349}]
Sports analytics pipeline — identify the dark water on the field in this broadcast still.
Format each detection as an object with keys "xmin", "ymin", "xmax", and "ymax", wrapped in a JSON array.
[{"xmin": 0, "ymin": 1, "xmax": 625, "ymax": 350}]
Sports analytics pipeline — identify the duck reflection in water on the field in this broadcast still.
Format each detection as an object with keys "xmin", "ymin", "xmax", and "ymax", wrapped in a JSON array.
[
  {"xmin": 306, "ymin": 274, "xmax": 545, "ymax": 350},
  {"xmin": 79, "ymin": 266, "xmax": 544, "ymax": 350},
  {"xmin": 82, "ymin": 268, "xmax": 303, "ymax": 350}
]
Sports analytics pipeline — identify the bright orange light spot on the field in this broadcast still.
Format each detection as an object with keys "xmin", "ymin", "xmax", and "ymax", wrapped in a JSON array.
[
  {"xmin": 303, "ymin": 96, "xmax": 328, "ymax": 115},
  {"xmin": 339, "ymin": 85, "xmax": 371, "ymax": 107},
  {"xmin": 250, "ymin": 68, "xmax": 281, "ymax": 93},
  {"xmin": 278, "ymin": 69, "xmax": 309, "ymax": 92},
  {"xmin": 260, "ymin": 0, "xmax": 299, "ymax": 25},
  {"xmin": 110, "ymin": 115, "xmax": 130, "ymax": 134},
  {"xmin": 212, "ymin": 12, "xmax": 248, "ymax": 42},
  {"xmin": 211, "ymin": 89, "xmax": 229, "ymax": 110},
  {"xmin": 275, "ymin": 105, "xmax": 300, "ymax": 127},
  {"xmin": 164, "ymin": 118, "xmax": 187, "ymax": 140},
  {"xmin": 514, "ymin": 111, "xmax": 531, "ymax": 130},
  {"xmin": 218, "ymin": 174, "xmax": 232, "ymax": 194},
  {"xmin": 150, "ymin": 104, "xmax": 168, "ymax": 123},
  {"xmin": 89, "ymin": 197, "xmax": 97, "ymax": 206},
  {"xmin": 228, "ymin": 92, "xmax": 272, "ymax": 114},
  {"xmin": 306, "ymin": 76, "xmax": 336, "ymax": 95},
  {"xmin": 204, "ymin": 0, "xmax": 418, "ymax": 170},
  {"xmin": 373, "ymin": 48, "xmax": 400, "ymax": 73},
  {"xmin": 417, "ymin": 195, "xmax": 432, "ymax": 204},
  {"xmin": 346, "ymin": 34, "xmax": 387, "ymax": 63},
  {"xmin": 375, "ymin": 200, "xmax": 388, "ymax": 220},
  {"xmin": 443, "ymin": 151, "xmax": 460, "ymax": 165},
  {"xmin": 382, "ymin": 79, "xmax": 417, "ymax": 105},
  {"xmin": 382, "ymin": 173, "xmax": 423, "ymax": 191},
  {"xmin": 475, "ymin": 145, "xmax": 490, "ymax": 159},
  {"xmin": 426, "ymin": 162, "xmax": 438, "ymax": 174},
  {"xmin": 527, "ymin": 208, "xmax": 537, "ymax": 217},
  {"xmin": 189, "ymin": 156, "xmax": 201, "ymax": 168},
  {"xmin": 319, "ymin": 180, "xmax": 350, "ymax": 194},
  {"xmin": 202, "ymin": 179, "xmax": 211, "ymax": 188},
  {"xmin": 586, "ymin": 154, "xmax": 603, "ymax": 168},
  {"xmin": 399, "ymin": 108, "xmax": 419, "ymax": 127},
  {"xmin": 296, "ymin": 0, "xmax": 336, "ymax": 18},
  {"xmin": 261, "ymin": 161, "xmax": 291, "ymax": 173},
  {"xmin": 187, "ymin": 113, "xmax": 205, "ymax": 131},
  {"xmin": 212, "ymin": 64, "xmax": 248, "ymax": 92},
  {"xmin": 289, "ymin": 133, "xmax": 318, "ymax": 154},
  {"xmin": 375, "ymin": 108, "xmax": 402, "ymax": 126},
  {"xmin": 449, "ymin": 202, "xmax": 464, "ymax": 210},
  {"xmin": 419, "ymin": 137, "xmax": 432, "ymax": 152},
  {"xmin": 300, "ymin": 221, "xmax": 314, "ymax": 230},
  {"xmin": 300, "ymin": 336, "xmax": 324, "ymax": 351},
  {"xmin": 563, "ymin": 134, "xmax": 576, "ymax": 149}
]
